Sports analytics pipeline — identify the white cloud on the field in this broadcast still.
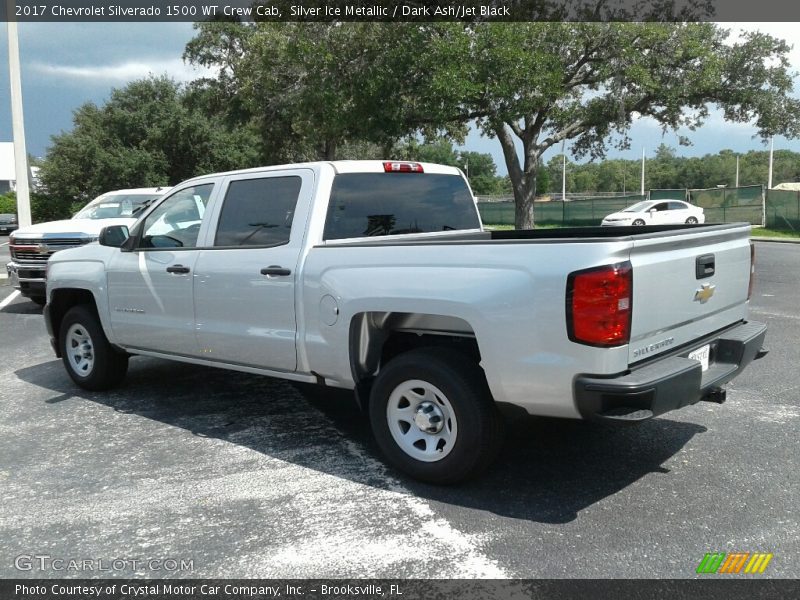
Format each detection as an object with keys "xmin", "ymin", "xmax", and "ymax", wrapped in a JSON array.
[{"xmin": 30, "ymin": 58, "xmax": 214, "ymax": 84}]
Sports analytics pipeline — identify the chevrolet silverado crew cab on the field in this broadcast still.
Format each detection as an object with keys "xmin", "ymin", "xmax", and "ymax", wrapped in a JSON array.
[
  {"xmin": 7, "ymin": 187, "xmax": 169, "ymax": 304},
  {"xmin": 43, "ymin": 161, "xmax": 766, "ymax": 483}
]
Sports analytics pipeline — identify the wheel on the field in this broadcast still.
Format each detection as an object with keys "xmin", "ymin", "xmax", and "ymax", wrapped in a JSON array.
[
  {"xmin": 59, "ymin": 305, "xmax": 128, "ymax": 391},
  {"xmin": 369, "ymin": 348, "xmax": 503, "ymax": 484},
  {"xmin": 685, "ymin": 216, "xmax": 698, "ymax": 224},
  {"xmin": 632, "ymin": 219, "xmax": 645, "ymax": 226}
]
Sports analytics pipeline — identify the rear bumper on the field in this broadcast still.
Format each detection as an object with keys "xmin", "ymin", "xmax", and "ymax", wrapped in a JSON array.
[
  {"xmin": 6, "ymin": 261, "xmax": 46, "ymax": 298},
  {"xmin": 574, "ymin": 320, "xmax": 767, "ymax": 422}
]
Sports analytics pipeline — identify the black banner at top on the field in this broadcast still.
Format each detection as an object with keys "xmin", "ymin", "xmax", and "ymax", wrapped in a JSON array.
[{"xmin": 2, "ymin": 0, "xmax": 800, "ymax": 22}]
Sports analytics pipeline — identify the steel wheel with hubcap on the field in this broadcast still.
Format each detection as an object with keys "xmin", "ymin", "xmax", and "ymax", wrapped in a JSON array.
[
  {"xmin": 632, "ymin": 219, "xmax": 646, "ymax": 226},
  {"xmin": 386, "ymin": 379, "xmax": 458, "ymax": 462},
  {"xmin": 369, "ymin": 347, "xmax": 503, "ymax": 483},
  {"xmin": 686, "ymin": 216, "xmax": 699, "ymax": 224},
  {"xmin": 59, "ymin": 304, "xmax": 129, "ymax": 390},
  {"xmin": 66, "ymin": 323, "xmax": 95, "ymax": 378}
]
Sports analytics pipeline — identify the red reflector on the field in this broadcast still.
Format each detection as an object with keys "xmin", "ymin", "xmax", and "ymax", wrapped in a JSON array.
[
  {"xmin": 567, "ymin": 262, "xmax": 632, "ymax": 347},
  {"xmin": 383, "ymin": 161, "xmax": 424, "ymax": 173}
]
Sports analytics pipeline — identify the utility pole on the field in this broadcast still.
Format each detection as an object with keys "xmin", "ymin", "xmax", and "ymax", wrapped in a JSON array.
[
  {"xmin": 640, "ymin": 147, "xmax": 645, "ymax": 196},
  {"xmin": 7, "ymin": 9, "xmax": 32, "ymax": 227},
  {"xmin": 735, "ymin": 155, "xmax": 740, "ymax": 188},
  {"xmin": 561, "ymin": 140, "xmax": 566, "ymax": 201},
  {"xmin": 767, "ymin": 136, "xmax": 774, "ymax": 189}
]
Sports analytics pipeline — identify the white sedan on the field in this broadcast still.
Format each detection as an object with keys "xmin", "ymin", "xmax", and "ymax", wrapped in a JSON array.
[{"xmin": 601, "ymin": 200, "xmax": 705, "ymax": 226}]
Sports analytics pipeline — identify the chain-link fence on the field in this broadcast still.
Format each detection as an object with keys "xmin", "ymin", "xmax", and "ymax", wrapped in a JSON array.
[
  {"xmin": 765, "ymin": 189, "xmax": 800, "ymax": 231},
  {"xmin": 688, "ymin": 185, "xmax": 763, "ymax": 225},
  {"xmin": 478, "ymin": 186, "xmax": 766, "ymax": 227},
  {"xmin": 477, "ymin": 195, "xmax": 646, "ymax": 226},
  {"xmin": 649, "ymin": 189, "xmax": 688, "ymax": 201}
]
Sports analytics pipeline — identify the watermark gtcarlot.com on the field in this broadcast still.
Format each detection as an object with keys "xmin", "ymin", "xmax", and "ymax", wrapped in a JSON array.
[{"xmin": 15, "ymin": 554, "xmax": 194, "ymax": 573}]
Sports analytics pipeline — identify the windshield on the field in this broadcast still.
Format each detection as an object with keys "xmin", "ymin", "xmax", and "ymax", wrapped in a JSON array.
[
  {"xmin": 73, "ymin": 193, "xmax": 162, "ymax": 220},
  {"xmin": 622, "ymin": 201, "xmax": 656, "ymax": 213}
]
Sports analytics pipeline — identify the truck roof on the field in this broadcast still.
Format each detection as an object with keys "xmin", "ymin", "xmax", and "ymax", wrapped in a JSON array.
[{"xmin": 179, "ymin": 160, "xmax": 464, "ymax": 185}]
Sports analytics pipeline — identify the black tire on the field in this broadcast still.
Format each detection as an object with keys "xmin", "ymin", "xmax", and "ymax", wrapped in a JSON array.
[
  {"xmin": 369, "ymin": 348, "xmax": 503, "ymax": 484},
  {"xmin": 632, "ymin": 219, "xmax": 646, "ymax": 226},
  {"xmin": 59, "ymin": 304, "xmax": 128, "ymax": 391},
  {"xmin": 686, "ymin": 217, "xmax": 699, "ymax": 224}
]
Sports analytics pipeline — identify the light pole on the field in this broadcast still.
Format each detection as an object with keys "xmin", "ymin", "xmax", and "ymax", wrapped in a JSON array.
[
  {"xmin": 767, "ymin": 136, "xmax": 774, "ymax": 190},
  {"xmin": 640, "ymin": 147, "xmax": 645, "ymax": 196},
  {"xmin": 7, "ymin": 6, "xmax": 32, "ymax": 226},
  {"xmin": 735, "ymin": 155, "xmax": 740, "ymax": 188},
  {"xmin": 561, "ymin": 140, "xmax": 566, "ymax": 201}
]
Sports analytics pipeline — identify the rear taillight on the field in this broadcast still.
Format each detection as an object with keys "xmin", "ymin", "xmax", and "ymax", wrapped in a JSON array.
[
  {"xmin": 748, "ymin": 241, "xmax": 755, "ymax": 300},
  {"xmin": 567, "ymin": 262, "xmax": 633, "ymax": 347},
  {"xmin": 383, "ymin": 161, "xmax": 424, "ymax": 173}
]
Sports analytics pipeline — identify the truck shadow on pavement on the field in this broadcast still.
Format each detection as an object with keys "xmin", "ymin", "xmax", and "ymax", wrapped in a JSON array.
[{"xmin": 16, "ymin": 356, "xmax": 707, "ymax": 524}]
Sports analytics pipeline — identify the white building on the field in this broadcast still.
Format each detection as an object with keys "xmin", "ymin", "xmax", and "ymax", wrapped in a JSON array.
[
  {"xmin": 0, "ymin": 142, "xmax": 15, "ymax": 193},
  {"xmin": 0, "ymin": 142, "xmax": 39, "ymax": 193}
]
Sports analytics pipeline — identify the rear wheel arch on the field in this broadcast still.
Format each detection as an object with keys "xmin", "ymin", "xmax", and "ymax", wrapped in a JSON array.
[{"xmin": 348, "ymin": 311, "xmax": 482, "ymax": 385}]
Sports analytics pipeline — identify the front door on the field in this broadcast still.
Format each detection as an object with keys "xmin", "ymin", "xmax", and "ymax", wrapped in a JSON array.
[
  {"xmin": 193, "ymin": 170, "xmax": 313, "ymax": 372},
  {"xmin": 107, "ymin": 183, "xmax": 215, "ymax": 356}
]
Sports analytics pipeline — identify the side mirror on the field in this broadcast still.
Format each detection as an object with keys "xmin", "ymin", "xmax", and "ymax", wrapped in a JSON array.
[
  {"xmin": 649, "ymin": 208, "xmax": 657, "ymax": 214},
  {"xmin": 98, "ymin": 225, "xmax": 129, "ymax": 248}
]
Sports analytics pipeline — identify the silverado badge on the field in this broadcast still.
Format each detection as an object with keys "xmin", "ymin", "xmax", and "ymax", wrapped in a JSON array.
[{"xmin": 694, "ymin": 283, "xmax": 716, "ymax": 304}]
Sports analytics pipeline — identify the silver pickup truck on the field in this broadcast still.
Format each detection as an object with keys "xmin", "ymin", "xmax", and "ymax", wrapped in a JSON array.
[
  {"xmin": 43, "ymin": 161, "xmax": 766, "ymax": 483},
  {"xmin": 7, "ymin": 187, "xmax": 168, "ymax": 304}
]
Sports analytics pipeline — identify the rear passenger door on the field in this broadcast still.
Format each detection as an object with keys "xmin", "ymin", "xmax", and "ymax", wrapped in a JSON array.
[{"xmin": 192, "ymin": 170, "xmax": 314, "ymax": 372}]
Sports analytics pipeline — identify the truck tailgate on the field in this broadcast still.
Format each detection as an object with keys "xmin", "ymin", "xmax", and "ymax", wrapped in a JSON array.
[{"xmin": 628, "ymin": 224, "xmax": 752, "ymax": 365}]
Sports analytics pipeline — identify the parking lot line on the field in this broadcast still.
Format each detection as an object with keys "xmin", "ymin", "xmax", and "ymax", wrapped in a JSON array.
[{"xmin": 0, "ymin": 290, "xmax": 20, "ymax": 309}]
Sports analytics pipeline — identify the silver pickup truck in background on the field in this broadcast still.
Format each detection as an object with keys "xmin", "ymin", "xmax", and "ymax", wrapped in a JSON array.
[
  {"xmin": 7, "ymin": 187, "xmax": 168, "ymax": 304},
  {"xmin": 43, "ymin": 161, "xmax": 766, "ymax": 483}
]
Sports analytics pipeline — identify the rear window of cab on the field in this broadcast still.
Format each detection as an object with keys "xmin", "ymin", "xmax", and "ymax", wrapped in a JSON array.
[{"xmin": 323, "ymin": 173, "xmax": 480, "ymax": 240}]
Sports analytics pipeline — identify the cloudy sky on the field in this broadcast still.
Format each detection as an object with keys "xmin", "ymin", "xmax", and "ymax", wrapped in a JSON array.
[{"xmin": 1, "ymin": 22, "xmax": 799, "ymax": 175}]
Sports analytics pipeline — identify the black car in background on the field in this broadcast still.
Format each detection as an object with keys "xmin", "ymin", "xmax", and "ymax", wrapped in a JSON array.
[{"xmin": 0, "ymin": 214, "xmax": 18, "ymax": 235}]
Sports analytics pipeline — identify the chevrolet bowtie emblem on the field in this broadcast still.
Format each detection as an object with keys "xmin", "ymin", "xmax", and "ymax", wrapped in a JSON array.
[{"xmin": 694, "ymin": 283, "xmax": 716, "ymax": 303}]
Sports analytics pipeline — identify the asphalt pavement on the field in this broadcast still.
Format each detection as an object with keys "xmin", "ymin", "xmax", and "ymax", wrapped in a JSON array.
[{"xmin": 0, "ymin": 239, "xmax": 797, "ymax": 579}]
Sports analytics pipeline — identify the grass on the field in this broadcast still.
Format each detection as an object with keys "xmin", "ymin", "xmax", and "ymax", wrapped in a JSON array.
[{"xmin": 751, "ymin": 227, "xmax": 800, "ymax": 239}]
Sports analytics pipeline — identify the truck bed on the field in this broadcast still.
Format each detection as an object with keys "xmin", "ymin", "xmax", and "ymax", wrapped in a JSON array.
[{"xmin": 319, "ymin": 223, "xmax": 747, "ymax": 246}]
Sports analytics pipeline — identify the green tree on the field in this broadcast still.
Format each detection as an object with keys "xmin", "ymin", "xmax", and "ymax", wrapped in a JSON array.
[
  {"xmin": 440, "ymin": 23, "xmax": 800, "ymax": 226},
  {"xmin": 38, "ymin": 76, "xmax": 262, "ymax": 206},
  {"xmin": 187, "ymin": 22, "xmax": 800, "ymax": 227},
  {"xmin": 0, "ymin": 193, "xmax": 15, "ymax": 215}
]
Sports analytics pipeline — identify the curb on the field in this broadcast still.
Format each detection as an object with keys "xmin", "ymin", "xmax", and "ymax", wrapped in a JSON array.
[{"xmin": 751, "ymin": 236, "xmax": 800, "ymax": 244}]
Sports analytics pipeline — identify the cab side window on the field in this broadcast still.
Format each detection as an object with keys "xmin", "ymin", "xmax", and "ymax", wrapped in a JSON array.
[
  {"xmin": 140, "ymin": 185, "xmax": 213, "ymax": 249},
  {"xmin": 214, "ymin": 176, "xmax": 302, "ymax": 247},
  {"xmin": 653, "ymin": 202, "xmax": 670, "ymax": 212},
  {"xmin": 669, "ymin": 202, "xmax": 686, "ymax": 210}
]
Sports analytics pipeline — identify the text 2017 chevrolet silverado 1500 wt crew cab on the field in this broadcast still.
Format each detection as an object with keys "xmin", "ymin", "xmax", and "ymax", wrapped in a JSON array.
[{"xmin": 43, "ymin": 161, "xmax": 766, "ymax": 483}]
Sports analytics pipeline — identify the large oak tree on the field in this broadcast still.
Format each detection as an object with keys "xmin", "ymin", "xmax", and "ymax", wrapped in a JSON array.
[{"xmin": 187, "ymin": 21, "xmax": 800, "ymax": 227}]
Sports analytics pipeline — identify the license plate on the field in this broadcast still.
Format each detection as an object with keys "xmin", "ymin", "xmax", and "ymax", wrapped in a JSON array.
[{"xmin": 688, "ymin": 344, "xmax": 710, "ymax": 372}]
